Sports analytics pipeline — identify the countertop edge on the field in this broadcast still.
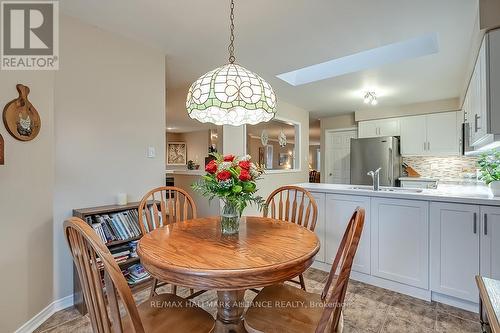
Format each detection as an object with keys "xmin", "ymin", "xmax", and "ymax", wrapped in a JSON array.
[{"xmin": 293, "ymin": 183, "xmax": 500, "ymax": 207}]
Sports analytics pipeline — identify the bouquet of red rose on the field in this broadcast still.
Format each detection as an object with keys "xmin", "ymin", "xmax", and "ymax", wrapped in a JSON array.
[{"xmin": 192, "ymin": 153, "xmax": 265, "ymax": 233}]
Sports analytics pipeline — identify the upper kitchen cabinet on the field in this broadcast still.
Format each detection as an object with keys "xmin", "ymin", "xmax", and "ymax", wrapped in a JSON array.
[
  {"xmin": 358, "ymin": 118, "xmax": 400, "ymax": 138},
  {"xmin": 400, "ymin": 115, "xmax": 427, "ymax": 155},
  {"xmin": 468, "ymin": 39, "xmax": 488, "ymax": 146},
  {"xmin": 400, "ymin": 112, "xmax": 460, "ymax": 156},
  {"xmin": 426, "ymin": 112, "xmax": 460, "ymax": 155},
  {"xmin": 466, "ymin": 29, "xmax": 500, "ymax": 149}
]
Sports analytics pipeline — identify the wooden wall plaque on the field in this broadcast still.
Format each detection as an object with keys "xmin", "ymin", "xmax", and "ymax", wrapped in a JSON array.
[
  {"xmin": 0, "ymin": 134, "xmax": 4, "ymax": 165},
  {"xmin": 3, "ymin": 84, "xmax": 41, "ymax": 141}
]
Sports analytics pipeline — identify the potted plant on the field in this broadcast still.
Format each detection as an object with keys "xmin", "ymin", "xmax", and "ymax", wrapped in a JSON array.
[
  {"xmin": 478, "ymin": 150, "xmax": 500, "ymax": 196},
  {"xmin": 192, "ymin": 153, "xmax": 265, "ymax": 234}
]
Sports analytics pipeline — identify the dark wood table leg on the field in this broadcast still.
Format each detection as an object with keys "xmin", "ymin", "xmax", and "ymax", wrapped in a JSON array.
[{"xmin": 214, "ymin": 290, "xmax": 247, "ymax": 333}]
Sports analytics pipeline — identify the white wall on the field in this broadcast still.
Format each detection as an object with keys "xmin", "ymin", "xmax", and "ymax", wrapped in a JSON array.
[
  {"xmin": 53, "ymin": 16, "xmax": 166, "ymax": 300},
  {"xmin": 0, "ymin": 73, "xmax": 55, "ymax": 332},
  {"xmin": 222, "ymin": 101, "xmax": 309, "ymax": 216},
  {"xmin": 166, "ymin": 130, "xmax": 209, "ymax": 169}
]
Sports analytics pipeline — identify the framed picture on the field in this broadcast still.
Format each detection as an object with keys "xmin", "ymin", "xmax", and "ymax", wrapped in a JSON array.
[
  {"xmin": 279, "ymin": 153, "xmax": 290, "ymax": 166},
  {"xmin": 167, "ymin": 142, "xmax": 187, "ymax": 165}
]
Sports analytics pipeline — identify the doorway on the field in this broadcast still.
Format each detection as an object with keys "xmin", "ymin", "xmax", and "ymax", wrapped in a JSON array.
[{"xmin": 325, "ymin": 128, "xmax": 357, "ymax": 184}]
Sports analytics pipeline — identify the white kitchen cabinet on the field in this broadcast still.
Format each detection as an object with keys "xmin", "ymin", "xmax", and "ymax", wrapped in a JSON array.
[
  {"xmin": 378, "ymin": 118, "xmax": 400, "ymax": 137},
  {"xmin": 358, "ymin": 120, "xmax": 378, "ymax": 138},
  {"xmin": 470, "ymin": 40, "xmax": 488, "ymax": 146},
  {"xmin": 426, "ymin": 112, "xmax": 460, "ymax": 155},
  {"xmin": 400, "ymin": 112, "xmax": 459, "ymax": 156},
  {"xmin": 400, "ymin": 115, "xmax": 427, "ymax": 155},
  {"xmin": 371, "ymin": 198, "xmax": 429, "ymax": 289},
  {"xmin": 430, "ymin": 202, "xmax": 479, "ymax": 302},
  {"xmin": 324, "ymin": 194, "xmax": 370, "ymax": 274},
  {"xmin": 358, "ymin": 118, "xmax": 400, "ymax": 138},
  {"xmin": 480, "ymin": 206, "xmax": 500, "ymax": 280},
  {"xmin": 310, "ymin": 192, "xmax": 326, "ymax": 263}
]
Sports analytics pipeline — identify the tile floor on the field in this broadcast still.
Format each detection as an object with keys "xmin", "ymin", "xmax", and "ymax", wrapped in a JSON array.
[{"xmin": 34, "ymin": 268, "xmax": 481, "ymax": 333}]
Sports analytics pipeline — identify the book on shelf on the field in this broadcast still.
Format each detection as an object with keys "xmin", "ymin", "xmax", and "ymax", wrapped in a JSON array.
[
  {"xmin": 95, "ymin": 241, "xmax": 138, "ymax": 269},
  {"xmin": 85, "ymin": 209, "xmax": 142, "ymax": 244}
]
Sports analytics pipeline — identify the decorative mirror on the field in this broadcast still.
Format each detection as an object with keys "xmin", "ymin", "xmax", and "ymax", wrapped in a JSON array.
[
  {"xmin": 3, "ymin": 84, "xmax": 41, "ymax": 141},
  {"xmin": 260, "ymin": 130, "xmax": 269, "ymax": 146},
  {"xmin": 278, "ymin": 130, "xmax": 287, "ymax": 147},
  {"xmin": 246, "ymin": 118, "xmax": 300, "ymax": 172}
]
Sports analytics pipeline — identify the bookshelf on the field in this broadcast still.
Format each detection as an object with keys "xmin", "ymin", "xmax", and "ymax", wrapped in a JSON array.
[{"xmin": 72, "ymin": 202, "xmax": 152, "ymax": 314}]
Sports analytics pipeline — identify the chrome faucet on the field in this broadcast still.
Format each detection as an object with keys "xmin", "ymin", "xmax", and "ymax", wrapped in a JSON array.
[{"xmin": 367, "ymin": 168, "xmax": 382, "ymax": 191}]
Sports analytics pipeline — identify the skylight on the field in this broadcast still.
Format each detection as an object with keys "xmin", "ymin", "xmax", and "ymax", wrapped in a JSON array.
[{"xmin": 276, "ymin": 33, "xmax": 439, "ymax": 86}]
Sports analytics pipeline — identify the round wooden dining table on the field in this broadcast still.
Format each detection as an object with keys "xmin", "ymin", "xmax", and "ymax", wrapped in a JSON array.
[{"xmin": 138, "ymin": 216, "xmax": 320, "ymax": 333}]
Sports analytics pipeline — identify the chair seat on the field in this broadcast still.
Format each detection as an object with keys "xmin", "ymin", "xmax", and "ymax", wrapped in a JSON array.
[
  {"xmin": 122, "ymin": 293, "xmax": 215, "ymax": 333},
  {"xmin": 244, "ymin": 284, "xmax": 343, "ymax": 333}
]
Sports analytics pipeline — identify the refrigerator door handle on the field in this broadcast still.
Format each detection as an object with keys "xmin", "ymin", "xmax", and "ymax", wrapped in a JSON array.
[{"xmin": 389, "ymin": 147, "xmax": 393, "ymax": 185}]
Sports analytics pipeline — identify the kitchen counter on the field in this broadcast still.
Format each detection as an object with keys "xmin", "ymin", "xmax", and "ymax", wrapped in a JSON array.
[
  {"xmin": 398, "ymin": 177, "xmax": 439, "ymax": 181},
  {"xmin": 166, "ymin": 169, "xmax": 205, "ymax": 176},
  {"xmin": 294, "ymin": 181, "xmax": 499, "ymax": 312},
  {"xmin": 166, "ymin": 169, "xmax": 218, "ymax": 217},
  {"xmin": 294, "ymin": 182, "xmax": 500, "ymax": 206}
]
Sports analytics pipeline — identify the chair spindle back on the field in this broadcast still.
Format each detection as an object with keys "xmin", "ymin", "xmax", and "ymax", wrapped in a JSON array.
[
  {"xmin": 316, "ymin": 207, "xmax": 365, "ymax": 333},
  {"xmin": 64, "ymin": 217, "xmax": 145, "ymax": 333},
  {"xmin": 263, "ymin": 186, "xmax": 318, "ymax": 231},
  {"xmin": 138, "ymin": 186, "xmax": 197, "ymax": 234}
]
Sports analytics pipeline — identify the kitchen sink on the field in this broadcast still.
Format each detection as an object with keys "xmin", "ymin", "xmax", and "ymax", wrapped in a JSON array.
[{"xmin": 348, "ymin": 186, "xmax": 423, "ymax": 193}]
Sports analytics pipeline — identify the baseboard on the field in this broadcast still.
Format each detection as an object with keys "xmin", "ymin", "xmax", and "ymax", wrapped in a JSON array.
[
  {"xmin": 312, "ymin": 261, "xmax": 478, "ymax": 313},
  {"xmin": 349, "ymin": 271, "xmax": 432, "ymax": 301},
  {"xmin": 431, "ymin": 292, "xmax": 479, "ymax": 313},
  {"xmin": 14, "ymin": 294, "xmax": 74, "ymax": 333}
]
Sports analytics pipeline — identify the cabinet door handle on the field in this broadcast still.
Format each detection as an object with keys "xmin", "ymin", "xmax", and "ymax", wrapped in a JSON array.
[
  {"xmin": 484, "ymin": 213, "xmax": 488, "ymax": 235},
  {"xmin": 473, "ymin": 213, "xmax": 477, "ymax": 234},
  {"xmin": 424, "ymin": 142, "xmax": 426, "ymax": 151},
  {"xmin": 427, "ymin": 142, "xmax": 431, "ymax": 150},
  {"xmin": 475, "ymin": 114, "xmax": 481, "ymax": 132}
]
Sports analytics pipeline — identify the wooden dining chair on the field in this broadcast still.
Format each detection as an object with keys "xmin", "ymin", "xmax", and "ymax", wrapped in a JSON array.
[
  {"xmin": 245, "ymin": 207, "xmax": 366, "ymax": 333},
  {"xmin": 263, "ymin": 185, "xmax": 318, "ymax": 290},
  {"xmin": 64, "ymin": 217, "xmax": 215, "ymax": 333},
  {"xmin": 138, "ymin": 186, "xmax": 201, "ymax": 298}
]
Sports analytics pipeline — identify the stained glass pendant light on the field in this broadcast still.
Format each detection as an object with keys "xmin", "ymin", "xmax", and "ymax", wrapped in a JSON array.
[{"xmin": 186, "ymin": 0, "xmax": 277, "ymax": 126}]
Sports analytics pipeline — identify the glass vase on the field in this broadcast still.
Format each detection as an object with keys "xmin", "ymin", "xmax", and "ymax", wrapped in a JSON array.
[{"xmin": 220, "ymin": 201, "xmax": 241, "ymax": 235}]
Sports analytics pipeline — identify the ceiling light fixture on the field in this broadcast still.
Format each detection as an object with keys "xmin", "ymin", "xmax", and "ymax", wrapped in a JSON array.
[
  {"xmin": 186, "ymin": 0, "xmax": 277, "ymax": 126},
  {"xmin": 363, "ymin": 92, "xmax": 378, "ymax": 106}
]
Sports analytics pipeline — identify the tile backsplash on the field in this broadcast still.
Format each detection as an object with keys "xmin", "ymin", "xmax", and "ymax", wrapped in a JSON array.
[{"xmin": 402, "ymin": 156, "xmax": 478, "ymax": 181}]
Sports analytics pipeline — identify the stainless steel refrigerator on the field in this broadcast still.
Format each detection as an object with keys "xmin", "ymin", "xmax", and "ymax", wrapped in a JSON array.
[{"xmin": 350, "ymin": 136, "xmax": 401, "ymax": 186}]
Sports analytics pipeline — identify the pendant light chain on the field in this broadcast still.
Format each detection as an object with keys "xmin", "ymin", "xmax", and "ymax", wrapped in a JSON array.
[
  {"xmin": 186, "ymin": 0, "xmax": 277, "ymax": 126},
  {"xmin": 228, "ymin": 0, "xmax": 236, "ymax": 64}
]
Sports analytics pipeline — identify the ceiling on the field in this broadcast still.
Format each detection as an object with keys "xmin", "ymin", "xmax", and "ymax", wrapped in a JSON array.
[{"xmin": 61, "ymin": 0, "xmax": 478, "ymax": 125}]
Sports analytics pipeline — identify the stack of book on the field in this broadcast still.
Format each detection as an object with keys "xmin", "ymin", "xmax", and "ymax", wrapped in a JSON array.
[
  {"xmin": 96, "ymin": 243, "xmax": 133, "ymax": 269},
  {"xmin": 84, "ymin": 209, "xmax": 142, "ymax": 244},
  {"xmin": 125, "ymin": 264, "xmax": 150, "ymax": 286}
]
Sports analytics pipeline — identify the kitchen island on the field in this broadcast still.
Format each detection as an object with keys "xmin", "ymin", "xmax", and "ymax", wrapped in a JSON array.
[{"xmin": 294, "ymin": 182, "xmax": 500, "ymax": 313}]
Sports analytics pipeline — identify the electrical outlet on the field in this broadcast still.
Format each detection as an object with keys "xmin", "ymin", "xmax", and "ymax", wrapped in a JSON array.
[{"xmin": 147, "ymin": 146, "xmax": 156, "ymax": 158}]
